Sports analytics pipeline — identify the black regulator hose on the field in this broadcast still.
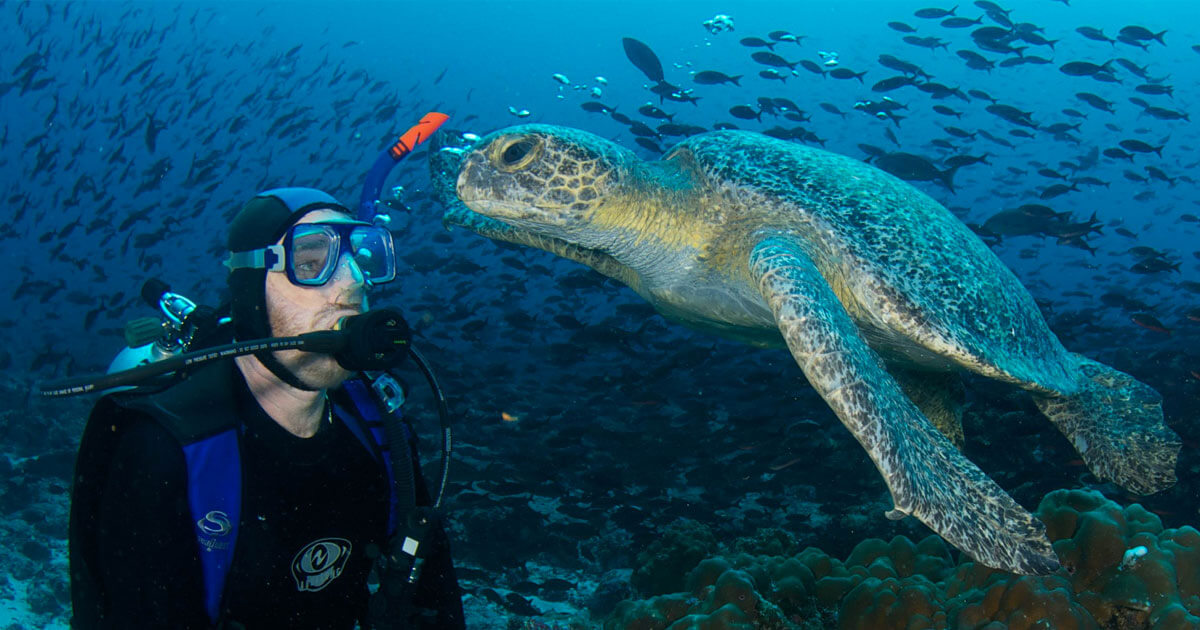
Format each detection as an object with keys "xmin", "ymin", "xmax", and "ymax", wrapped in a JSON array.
[
  {"xmin": 37, "ymin": 333, "xmax": 345, "ymax": 397},
  {"xmin": 37, "ymin": 308, "xmax": 410, "ymax": 397},
  {"xmin": 403, "ymin": 346, "xmax": 452, "ymax": 510}
]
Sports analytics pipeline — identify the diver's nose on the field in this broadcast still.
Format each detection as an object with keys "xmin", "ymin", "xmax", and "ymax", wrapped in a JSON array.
[{"xmin": 329, "ymin": 251, "xmax": 365, "ymax": 288}]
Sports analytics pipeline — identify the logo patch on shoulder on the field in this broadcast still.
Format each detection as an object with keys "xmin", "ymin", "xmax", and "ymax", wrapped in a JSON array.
[{"xmin": 291, "ymin": 538, "xmax": 353, "ymax": 592}]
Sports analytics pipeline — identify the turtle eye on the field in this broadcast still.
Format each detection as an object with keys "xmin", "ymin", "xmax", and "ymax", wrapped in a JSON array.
[
  {"xmin": 496, "ymin": 136, "xmax": 539, "ymax": 171},
  {"xmin": 502, "ymin": 139, "xmax": 532, "ymax": 164}
]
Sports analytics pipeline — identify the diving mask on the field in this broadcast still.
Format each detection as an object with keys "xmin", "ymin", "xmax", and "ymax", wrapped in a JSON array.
[{"xmin": 226, "ymin": 221, "xmax": 397, "ymax": 287}]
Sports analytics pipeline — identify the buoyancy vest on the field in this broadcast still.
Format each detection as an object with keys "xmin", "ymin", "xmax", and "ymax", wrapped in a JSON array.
[{"xmin": 69, "ymin": 360, "xmax": 413, "ymax": 626}]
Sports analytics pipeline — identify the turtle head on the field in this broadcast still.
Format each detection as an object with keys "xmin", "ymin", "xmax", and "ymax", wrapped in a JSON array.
[{"xmin": 456, "ymin": 124, "xmax": 634, "ymax": 241}]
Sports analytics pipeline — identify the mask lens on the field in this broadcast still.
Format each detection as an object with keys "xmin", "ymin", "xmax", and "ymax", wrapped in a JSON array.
[
  {"xmin": 290, "ymin": 225, "xmax": 337, "ymax": 284},
  {"xmin": 349, "ymin": 227, "xmax": 396, "ymax": 284}
]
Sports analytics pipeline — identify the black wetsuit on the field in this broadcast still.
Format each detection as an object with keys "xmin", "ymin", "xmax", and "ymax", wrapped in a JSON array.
[{"xmin": 70, "ymin": 361, "xmax": 464, "ymax": 629}]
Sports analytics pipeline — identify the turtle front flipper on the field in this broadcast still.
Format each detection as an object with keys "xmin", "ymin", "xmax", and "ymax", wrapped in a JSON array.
[{"xmin": 750, "ymin": 237, "xmax": 1059, "ymax": 575}]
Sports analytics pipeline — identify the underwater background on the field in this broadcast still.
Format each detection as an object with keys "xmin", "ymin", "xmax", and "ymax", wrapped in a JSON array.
[{"xmin": 2, "ymin": 0, "xmax": 1199, "ymax": 627}]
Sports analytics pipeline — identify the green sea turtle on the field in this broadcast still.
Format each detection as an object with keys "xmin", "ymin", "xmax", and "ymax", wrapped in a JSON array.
[{"xmin": 428, "ymin": 125, "xmax": 1180, "ymax": 575}]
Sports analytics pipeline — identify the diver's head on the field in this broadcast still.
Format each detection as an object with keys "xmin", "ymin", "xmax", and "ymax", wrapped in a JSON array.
[{"xmin": 226, "ymin": 187, "xmax": 396, "ymax": 390}]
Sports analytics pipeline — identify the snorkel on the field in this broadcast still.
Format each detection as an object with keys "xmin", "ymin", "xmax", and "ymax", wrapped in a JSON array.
[
  {"xmin": 354, "ymin": 110, "xmax": 454, "ymax": 515},
  {"xmin": 359, "ymin": 111, "xmax": 449, "ymax": 222}
]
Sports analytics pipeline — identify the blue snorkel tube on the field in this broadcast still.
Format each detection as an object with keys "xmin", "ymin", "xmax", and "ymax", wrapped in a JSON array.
[
  {"xmin": 358, "ymin": 111, "xmax": 450, "ymax": 222},
  {"xmin": 355, "ymin": 112, "xmax": 457, "ymax": 626},
  {"xmin": 357, "ymin": 109, "xmax": 453, "ymax": 508}
]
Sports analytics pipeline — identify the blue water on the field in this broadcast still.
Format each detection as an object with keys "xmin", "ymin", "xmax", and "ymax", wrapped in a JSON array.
[{"xmin": 2, "ymin": 0, "xmax": 1198, "ymax": 627}]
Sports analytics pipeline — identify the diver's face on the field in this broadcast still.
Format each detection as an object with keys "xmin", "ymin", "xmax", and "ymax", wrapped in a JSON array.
[{"xmin": 265, "ymin": 209, "xmax": 368, "ymax": 389}]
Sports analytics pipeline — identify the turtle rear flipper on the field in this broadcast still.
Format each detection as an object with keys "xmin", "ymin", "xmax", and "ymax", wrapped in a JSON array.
[
  {"xmin": 890, "ymin": 367, "xmax": 966, "ymax": 449},
  {"xmin": 751, "ymin": 238, "xmax": 1059, "ymax": 575},
  {"xmin": 1034, "ymin": 354, "xmax": 1180, "ymax": 495}
]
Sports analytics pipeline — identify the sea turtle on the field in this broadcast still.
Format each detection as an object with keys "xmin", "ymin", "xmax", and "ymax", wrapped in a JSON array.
[{"xmin": 428, "ymin": 125, "xmax": 1180, "ymax": 575}]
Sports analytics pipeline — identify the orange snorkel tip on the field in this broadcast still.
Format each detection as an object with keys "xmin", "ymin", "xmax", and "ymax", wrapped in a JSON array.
[{"xmin": 388, "ymin": 112, "xmax": 450, "ymax": 160}]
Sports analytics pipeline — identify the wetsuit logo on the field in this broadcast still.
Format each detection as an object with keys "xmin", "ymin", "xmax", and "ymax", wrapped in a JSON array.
[
  {"xmin": 196, "ymin": 510, "xmax": 232, "ymax": 552},
  {"xmin": 291, "ymin": 538, "xmax": 352, "ymax": 592}
]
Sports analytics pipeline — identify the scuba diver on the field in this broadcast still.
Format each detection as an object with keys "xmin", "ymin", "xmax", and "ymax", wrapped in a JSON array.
[{"xmin": 60, "ymin": 114, "xmax": 465, "ymax": 629}]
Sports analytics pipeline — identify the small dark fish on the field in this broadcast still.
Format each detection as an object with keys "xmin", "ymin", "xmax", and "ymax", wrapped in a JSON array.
[
  {"xmin": 637, "ymin": 104, "xmax": 674, "ymax": 120},
  {"xmin": 693, "ymin": 70, "xmax": 742, "ymax": 86},
  {"xmin": 874, "ymin": 151, "xmax": 959, "ymax": 190},
  {"xmin": 1060, "ymin": 61, "xmax": 1112, "ymax": 77},
  {"xmin": 820, "ymin": 102, "xmax": 847, "ymax": 118},
  {"xmin": 985, "ymin": 104, "xmax": 1037, "ymax": 128},
  {"xmin": 903, "ymin": 35, "xmax": 949, "ymax": 50},
  {"xmin": 915, "ymin": 6, "xmax": 957, "ymax": 18},
  {"xmin": 772, "ymin": 97, "xmax": 802, "ymax": 112},
  {"xmin": 611, "ymin": 111, "xmax": 633, "ymax": 125},
  {"xmin": 944, "ymin": 153, "xmax": 990, "ymax": 168},
  {"xmin": 729, "ymin": 105, "xmax": 761, "ymax": 121},
  {"xmin": 941, "ymin": 16, "xmax": 982, "ymax": 28},
  {"xmin": 1119, "ymin": 139, "xmax": 1163, "ymax": 156},
  {"xmin": 868, "ymin": 75, "xmax": 912, "ymax": 92},
  {"xmin": 933, "ymin": 105, "xmax": 962, "ymax": 118},
  {"xmin": 829, "ymin": 67, "xmax": 866, "ymax": 82},
  {"xmin": 1043, "ymin": 122, "xmax": 1080, "ymax": 135},
  {"xmin": 1142, "ymin": 106, "xmax": 1189, "ymax": 121},
  {"xmin": 144, "ymin": 113, "xmax": 166, "ymax": 153},
  {"xmin": 973, "ymin": 1, "xmax": 1009, "ymax": 16},
  {"xmin": 758, "ymin": 69, "xmax": 788, "ymax": 83},
  {"xmin": 1145, "ymin": 166, "xmax": 1176, "ymax": 186},
  {"xmin": 1134, "ymin": 83, "xmax": 1173, "ymax": 97},
  {"xmin": 1131, "ymin": 258, "xmax": 1179, "ymax": 274},
  {"xmin": 750, "ymin": 51, "xmax": 796, "ymax": 69},
  {"xmin": 1039, "ymin": 183, "xmax": 1078, "ymax": 199},
  {"xmin": 957, "ymin": 49, "xmax": 994, "ymax": 71},
  {"xmin": 1115, "ymin": 58, "xmax": 1149, "ymax": 79},
  {"xmin": 888, "ymin": 21, "xmax": 918, "ymax": 33},
  {"xmin": 501, "ymin": 592, "xmax": 541, "ymax": 616},
  {"xmin": 798, "ymin": 60, "xmax": 826, "ymax": 76},
  {"xmin": 634, "ymin": 137, "xmax": 662, "ymax": 153},
  {"xmin": 1118, "ymin": 25, "xmax": 1166, "ymax": 45},
  {"xmin": 917, "ymin": 82, "xmax": 966, "ymax": 100},
  {"xmin": 1076, "ymin": 26, "xmax": 1115, "ymax": 44},
  {"xmin": 768, "ymin": 30, "xmax": 804, "ymax": 45},
  {"xmin": 739, "ymin": 37, "xmax": 775, "ymax": 50},
  {"xmin": 967, "ymin": 88, "xmax": 995, "ymax": 102},
  {"xmin": 878, "ymin": 54, "xmax": 929, "ymax": 78},
  {"xmin": 971, "ymin": 26, "xmax": 1011, "ymax": 41},
  {"xmin": 628, "ymin": 121, "xmax": 660, "ymax": 138},
  {"xmin": 1076, "ymin": 92, "xmax": 1115, "ymax": 113},
  {"xmin": 1103, "ymin": 148, "xmax": 1134, "ymax": 161},
  {"xmin": 1074, "ymin": 176, "xmax": 1109, "ymax": 188},
  {"xmin": 622, "ymin": 37, "xmax": 665, "ymax": 83},
  {"xmin": 580, "ymin": 101, "xmax": 616, "ymax": 115},
  {"xmin": 659, "ymin": 123, "xmax": 706, "ymax": 137}
]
